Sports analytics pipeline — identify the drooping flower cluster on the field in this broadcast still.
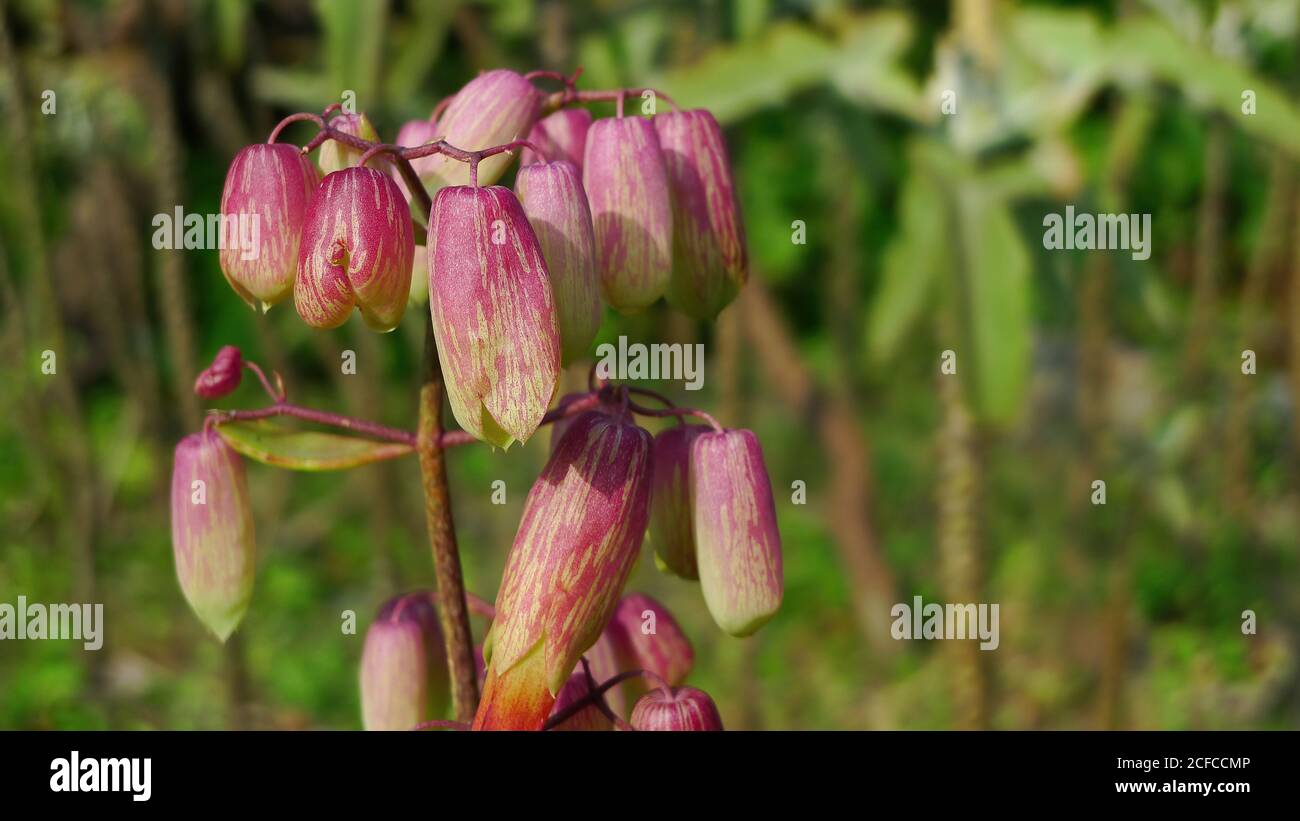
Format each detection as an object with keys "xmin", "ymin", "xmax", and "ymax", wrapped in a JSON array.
[
  {"xmin": 474, "ymin": 397, "xmax": 783, "ymax": 730},
  {"xmin": 216, "ymin": 69, "xmax": 749, "ymax": 449},
  {"xmin": 180, "ymin": 67, "xmax": 781, "ymax": 731},
  {"xmin": 359, "ymin": 592, "xmax": 450, "ymax": 730}
]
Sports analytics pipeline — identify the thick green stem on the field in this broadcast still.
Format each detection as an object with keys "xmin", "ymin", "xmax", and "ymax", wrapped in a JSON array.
[{"xmin": 416, "ymin": 316, "xmax": 479, "ymax": 722}]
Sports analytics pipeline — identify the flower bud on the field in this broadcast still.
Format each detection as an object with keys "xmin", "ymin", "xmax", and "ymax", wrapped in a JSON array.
[
  {"xmin": 547, "ymin": 391, "xmax": 595, "ymax": 453},
  {"xmin": 295, "ymin": 166, "xmax": 414, "ymax": 332},
  {"xmin": 170, "ymin": 429, "xmax": 256, "ymax": 641},
  {"xmin": 581, "ymin": 627, "xmax": 627, "ymax": 716},
  {"xmin": 648, "ymin": 424, "xmax": 707, "ymax": 579},
  {"xmin": 474, "ymin": 410, "xmax": 654, "ymax": 730},
  {"xmin": 520, "ymin": 108, "xmax": 592, "ymax": 171},
  {"xmin": 393, "ymin": 118, "xmax": 441, "ymax": 204},
  {"xmin": 427, "ymin": 185, "xmax": 560, "ymax": 448},
  {"xmin": 360, "ymin": 592, "xmax": 450, "ymax": 730},
  {"xmin": 318, "ymin": 112, "xmax": 381, "ymax": 175},
  {"xmin": 421, "ymin": 70, "xmax": 541, "ymax": 189},
  {"xmin": 630, "ymin": 686, "xmax": 724, "ymax": 731},
  {"xmin": 408, "ymin": 244, "xmax": 429, "ymax": 304},
  {"xmin": 655, "ymin": 110, "xmax": 748, "ymax": 320},
  {"xmin": 583, "ymin": 117, "xmax": 673, "ymax": 312},
  {"xmin": 218, "ymin": 143, "xmax": 319, "ymax": 309},
  {"xmin": 194, "ymin": 346, "xmax": 243, "ymax": 400},
  {"xmin": 607, "ymin": 592, "xmax": 694, "ymax": 687},
  {"xmin": 548, "ymin": 672, "xmax": 613, "ymax": 731},
  {"xmin": 515, "ymin": 161, "xmax": 601, "ymax": 364},
  {"xmin": 691, "ymin": 429, "xmax": 783, "ymax": 636}
]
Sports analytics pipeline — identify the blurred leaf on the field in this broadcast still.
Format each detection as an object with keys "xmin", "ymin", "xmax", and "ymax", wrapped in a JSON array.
[
  {"xmin": 733, "ymin": 0, "xmax": 771, "ymax": 41},
  {"xmin": 867, "ymin": 164, "xmax": 945, "ymax": 365},
  {"xmin": 1013, "ymin": 10, "xmax": 1300, "ymax": 158},
  {"xmin": 216, "ymin": 420, "xmax": 412, "ymax": 471},
  {"xmin": 251, "ymin": 66, "xmax": 334, "ymax": 111},
  {"xmin": 386, "ymin": 0, "xmax": 458, "ymax": 111},
  {"xmin": 828, "ymin": 11, "xmax": 925, "ymax": 121},
  {"xmin": 953, "ymin": 178, "xmax": 1031, "ymax": 425},
  {"xmin": 212, "ymin": 0, "xmax": 249, "ymax": 68},
  {"xmin": 657, "ymin": 13, "xmax": 914, "ymax": 125},
  {"xmin": 1109, "ymin": 17, "xmax": 1300, "ymax": 157},
  {"xmin": 316, "ymin": 0, "xmax": 388, "ymax": 111}
]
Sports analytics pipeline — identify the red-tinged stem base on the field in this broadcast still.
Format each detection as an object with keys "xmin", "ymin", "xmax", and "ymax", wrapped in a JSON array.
[{"xmin": 474, "ymin": 644, "xmax": 555, "ymax": 731}]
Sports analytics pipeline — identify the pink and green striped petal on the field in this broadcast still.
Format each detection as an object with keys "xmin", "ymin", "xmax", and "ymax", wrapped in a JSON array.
[
  {"xmin": 427, "ymin": 185, "xmax": 560, "ymax": 448},
  {"xmin": 690, "ymin": 428, "xmax": 783, "ymax": 637},
  {"xmin": 583, "ymin": 116, "xmax": 673, "ymax": 312},
  {"xmin": 655, "ymin": 109, "xmax": 748, "ymax": 320},
  {"xmin": 294, "ymin": 166, "xmax": 414, "ymax": 332}
]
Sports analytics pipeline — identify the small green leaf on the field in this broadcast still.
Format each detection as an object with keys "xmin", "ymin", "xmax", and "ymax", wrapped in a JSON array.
[
  {"xmin": 954, "ymin": 183, "xmax": 1031, "ymax": 426},
  {"xmin": 215, "ymin": 420, "xmax": 412, "ymax": 471},
  {"xmin": 867, "ymin": 165, "xmax": 946, "ymax": 365}
]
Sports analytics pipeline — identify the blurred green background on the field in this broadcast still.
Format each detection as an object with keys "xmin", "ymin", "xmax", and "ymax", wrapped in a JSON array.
[{"xmin": 2, "ymin": 0, "xmax": 1299, "ymax": 730}]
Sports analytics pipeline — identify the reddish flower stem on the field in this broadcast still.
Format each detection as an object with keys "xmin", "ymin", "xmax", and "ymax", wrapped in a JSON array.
[
  {"xmin": 626, "ymin": 400, "xmax": 724, "ymax": 432},
  {"xmin": 625, "ymin": 386, "xmax": 675, "ymax": 408},
  {"xmin": 416, "ymin": 318, "xmax": 479, "ymax": 722},
  {"xmin": 542, "ymin": 87, "xmax": 679, "ymax": 116},
  {"xmin": 210, "ymin": 386, "xmax": 708, "ymax": 452},
  {"xmin": 542, "ymin": 670, "xmax": 645, "ymax": 730},
  {"xmin": 243, "ymin": 361, "xmax": 283, "ymax": 402},
  {"xmin": 209, "ymin": 402, "xmax": 418, "ymax": 447}
]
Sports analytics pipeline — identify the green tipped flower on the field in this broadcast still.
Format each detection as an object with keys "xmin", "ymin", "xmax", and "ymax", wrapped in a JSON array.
[
  {"xmin": 218, "ymin": 143, "xmax": 319, "ymax": 309},
  {"xmin": 170, "ymin": 429, "xmax": 255, "ymax": 641},
  {"xmin": 420, "ymin": 69, "xmax": 541, "ymax": 189},
  {"xmin": 648, "ymin": 424, "xmax": 708, "ymax": 579},
  {"xmin": 655, "ymin": 109, "xmax": 748, "ymax": 319},
  {"xmin": 427, "ymin": 185, "xmax": 560, "ymax": 448},
  {"xmin": 295, "ymin": 166, "xmax": 414, "ymax": 332},
  {"xmin": 515, "ymin": 160, "xmax": 601, "ymax": 365},
  {"xmin": 583, "ymin": 116, "xmax": 673, "ymax": 312},
  {"xmin": 318, "ymin": 112, "xmax": 381, "ymax": 175},
  {"xmin": 360, "ymin": 593, "xmax": 450, "ymax": 730},
  {"xmin": 474, "ymin": 409, "xmax": 653, "ymax": 730},
  {"xmin": 691, "ymin": 429, "xmax": 783, "ymax": 636}
]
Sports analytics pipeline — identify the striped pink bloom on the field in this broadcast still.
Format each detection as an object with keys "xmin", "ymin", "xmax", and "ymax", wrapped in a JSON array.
[
  {"xmin": 318, "ymin": 112, "xmax": 381, "ymax": 175},
  {"xmin": 547, "ymin": 391, "xmax": 598, "ymax": 453},
  {"xmin": 421, "ymin": 69, "xmax": 541, "ymax": 189},
  {"xmin": 655, "ymin": 109, "xmax": 748, "ymax": 320},
  {"xmin": 605, "ymin": 592, "xmax": 694, "ymax": 687},
  {"xmin": 548, "ymin": 672, "xmax": 613, "ymax": 731},
  {"xmin": 520, "ymin": 108, "xmax": 592, "ymax": 171},
  {"xmin": 581, "ymin": 626, "xmax": 627, "ymax": 716},
  {"xmin": 691, "ymin": 429, "xmax": 783, "ymax": 636},
  {"xmin": 427, "ymin": 185, "xmax": 560, "ymax": 448},
  {"xmin": 474, "ymin": 410, "xmax": 653, "ymax": 730},
  {"xmin": 648, "ymin": 424, "xmax": 708, "ymax": 579},
  {"xmin": 359, "ymin": 593, "xmax": 450, "ymax": 731},
  {"xmin": 170, "ymin": 429, "xmax": 256, "ymax": 642},
  {"xmin": 294, "ymin": 166, "xmax": 414, "ymax": 332},
  {"xmin": 583, "ymin": 116, "xmax": 673, "ymax": 312},
  {"xmin": 218, "ymin": 143, "xmax": 319, "ymax": 309},
  {"xmin": 630, "ymin": 686, "xmax": 724, "ymax": 731},
  {"xmin": 515, "ymin": 161, "xmax": 601, "ymax": 365},
  {"xmin": 392, "ymin": 118, "xmax": 441, "ymax": 204}
]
